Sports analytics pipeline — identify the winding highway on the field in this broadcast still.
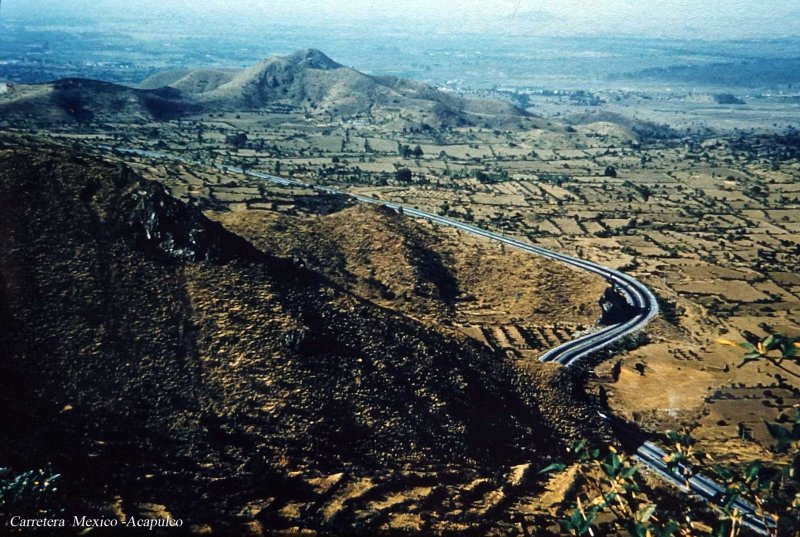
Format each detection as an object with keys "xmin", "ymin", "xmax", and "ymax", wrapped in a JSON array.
[{"xmin": 104, "ymin": 146, "xmax": 775, "ymax": 535}]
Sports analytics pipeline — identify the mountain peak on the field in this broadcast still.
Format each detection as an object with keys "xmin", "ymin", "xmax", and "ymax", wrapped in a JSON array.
[{"xmin": 285, "ymin": 48, "xmax": 341, "ymax": 70}]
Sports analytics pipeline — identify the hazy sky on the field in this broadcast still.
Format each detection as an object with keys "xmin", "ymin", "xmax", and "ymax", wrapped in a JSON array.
[{"xmin": 6, "ymin": 0, "xmax": 800, "ymax": 39}]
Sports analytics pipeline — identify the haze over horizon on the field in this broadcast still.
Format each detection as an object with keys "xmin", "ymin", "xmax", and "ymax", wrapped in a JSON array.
[{"xmin": 5, "ymin": 0, "xmax": 800, "ymax": 40}]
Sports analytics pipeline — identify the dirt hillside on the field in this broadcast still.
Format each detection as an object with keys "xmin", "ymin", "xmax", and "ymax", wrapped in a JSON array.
[
  {"xmin": 0, "ymin": 143, "xmax": 608, "ymax": 534},
  {"xmin": 218, "ymin": 203, "xmax": 605, "ymax": 327}
]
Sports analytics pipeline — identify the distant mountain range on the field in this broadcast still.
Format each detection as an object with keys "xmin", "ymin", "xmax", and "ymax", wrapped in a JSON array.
[
  {"xmin": 614, "ymin": 57, "xmax": 800, "ymax": 88},
  {"xmin": 0, "ymin": 49, "xmax": 529, "ymax": 129}
]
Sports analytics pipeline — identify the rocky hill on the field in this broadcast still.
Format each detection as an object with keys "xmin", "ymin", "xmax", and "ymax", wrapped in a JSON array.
[
  {"xmin": 0, "ymin": 49, "xmax": 528, "ymax": 129},
  {"xmin": 189, "ymin": 49, "xmax": 527, "ymax": 127},
  {"xmin": 0, "ymin": 141, "xmax": 607, "ymax": 534}
]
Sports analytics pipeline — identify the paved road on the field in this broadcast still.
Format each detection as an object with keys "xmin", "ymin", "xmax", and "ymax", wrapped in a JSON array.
[
  {"xmin": 636, "ymin": 442, "xmax": 774, "ymax": 535},
  {"xmin": 105, "ymin": 146, "xmax": 775, "ymax": 535}
]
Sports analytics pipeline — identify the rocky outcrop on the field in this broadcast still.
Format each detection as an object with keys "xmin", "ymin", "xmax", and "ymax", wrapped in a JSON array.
[
  {"xmin": 120, "ymin": 166, "xmax": 266, "ymax": 263},
  {"xmin": 599, "ymin": 285, "xmax": 640, "ymax": 325}
]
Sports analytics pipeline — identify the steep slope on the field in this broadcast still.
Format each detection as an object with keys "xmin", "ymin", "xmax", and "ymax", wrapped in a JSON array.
[{"xmin": 0, "ymin": 142, "xmax": 607, "ymax": 533}]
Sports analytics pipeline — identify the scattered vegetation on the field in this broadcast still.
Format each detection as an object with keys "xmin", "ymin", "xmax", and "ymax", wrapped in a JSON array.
[{"xmin": 536, "ymin": 335, "xmax": 800, "ymax": 536}]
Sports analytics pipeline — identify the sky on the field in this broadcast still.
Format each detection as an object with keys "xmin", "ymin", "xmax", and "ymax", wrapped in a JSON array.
[{"xmin": 5, "ymin": 0, "xmax": 800, "ymax": 39}]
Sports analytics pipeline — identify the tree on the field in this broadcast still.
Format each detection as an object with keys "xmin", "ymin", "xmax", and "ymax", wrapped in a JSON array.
[
  {"xmin": 604, "ymin": 165, "xmax": 617, "ymax": 178},
  {"xmin": 412, "ymin": 144, "xmax": 424, "ymax": 158},
  {"xmin": 395, "ymin": 168, "xmax": 412, "ymax": 183},
  {"xmin": 226, "ymin": 132, "xmax": 248, "ymax": 149},
  {"xmin": 474, "ymin": 170, "xmax": 492, "ymax": 184}
]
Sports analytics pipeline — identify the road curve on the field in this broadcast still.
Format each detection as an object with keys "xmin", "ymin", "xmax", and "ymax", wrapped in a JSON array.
[
  {"xmin": 104, "ymin": 145, "xmax": 658, "ymax": 364},
  {"xmin": 217, "ymin": 164, "xmax": 661, "ymax": 366},
  {"xmin": 103, "ymin": 146, "xmax": 774, "ymax": 535}
]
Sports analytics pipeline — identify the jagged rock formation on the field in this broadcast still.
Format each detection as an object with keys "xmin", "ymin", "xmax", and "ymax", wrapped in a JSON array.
[{"xmin": 121, "ymin": 168, "xmax": 266, "ymax": 263}]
